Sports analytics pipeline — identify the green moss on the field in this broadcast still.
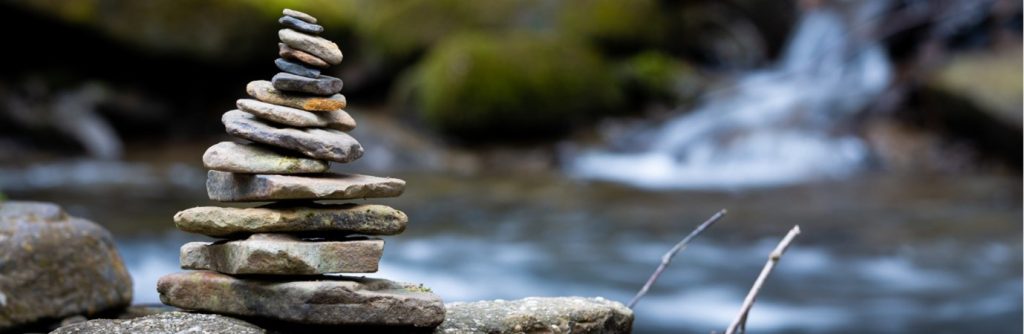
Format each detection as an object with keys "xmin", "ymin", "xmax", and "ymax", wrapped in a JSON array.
[
  {"xmin": 617, "ymin": 51, "xmax": 701, "ymax": 104},
  {"xmin": 558, "ymin": 0, "xmax": 667, "ymax": 51},
  {"xmin": 405, "ymin": 32, "xmax": 623, "ymax": 140}
]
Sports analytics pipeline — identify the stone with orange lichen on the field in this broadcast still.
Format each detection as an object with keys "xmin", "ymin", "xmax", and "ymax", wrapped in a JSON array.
[{"xmin": 246, "ymin": 80, "xmax": 345, "ymax": 112}]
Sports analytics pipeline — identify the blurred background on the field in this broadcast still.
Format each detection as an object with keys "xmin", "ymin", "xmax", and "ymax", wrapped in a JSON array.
[{"xmin": 0, "ymin": 0, "xmax": 1020, "ymax": 332}]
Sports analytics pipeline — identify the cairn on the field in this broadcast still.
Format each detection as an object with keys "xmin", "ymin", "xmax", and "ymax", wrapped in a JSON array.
[{"xmin": 157, "ymin": 9, "xmax": 445, "ymax": 328}]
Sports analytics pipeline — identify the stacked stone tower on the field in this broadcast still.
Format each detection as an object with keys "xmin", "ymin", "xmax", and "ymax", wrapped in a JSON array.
[{"xmin": 157, "ymin": 9, "xmax": 445, "ymax": 328}]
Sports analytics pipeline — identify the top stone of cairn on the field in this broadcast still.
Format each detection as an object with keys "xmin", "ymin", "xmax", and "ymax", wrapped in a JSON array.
[{"xmin": 283, "ymin": 8, "xmax": 316, "ymax": 24}]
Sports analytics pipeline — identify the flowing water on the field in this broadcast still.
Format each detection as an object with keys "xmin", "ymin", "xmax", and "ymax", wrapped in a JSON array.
[
  {"xmin": 571, "ymin": 3, "xmax": 891, "ymax": 189},
  {"xmin": 4, "ymin": 159, "xmax": 1020, "ymax": 333}
]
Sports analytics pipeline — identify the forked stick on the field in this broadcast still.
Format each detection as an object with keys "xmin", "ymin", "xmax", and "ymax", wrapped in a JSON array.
[
  {"xmin": 627, "ymin": 209, "xmax": 727, "ymax": 309},
  {"xmin": 724, "ymin": 225, "xmax": 802, "ymax": 334}
]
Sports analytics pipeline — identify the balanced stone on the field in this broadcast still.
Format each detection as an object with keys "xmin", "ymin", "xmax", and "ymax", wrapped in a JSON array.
[
  {"xmin": 174, "ymin": 203, "xmax": 407, "ymax": 237},
  {"xmin": 203, "ymin": 141, "xmax": 329, "ymax": 174},
  {"xmin": 158, "ymin": 271, "xmax": 446, "ymax": 327},
  {"xmin": 222, "ymin": 109, "xmax": 361, "ymax": 162},
  {"xmin": 279, "ymin": 43, "xmax": 329, "ymax": 68},
  {"xmin": 180, "ymin": 234, "xmax": 383, "ymax": 275},
  {"xmin": 275, "ymin": 57, "xmax": 320, "ymax": 78},
  {"xmin": 237, "ymin": 99, "xmax": 355, "ymax": 131},
  {"xmin": 272, "ymin": 72, "xmax": 343, "ymax": 96},
  {"xmin": 279, "ymin": 15, "xmax": 324, "ymax": 35},
  {"xmin": 247, "ymin": 80, "xmax": 345, "ymax": 111},
  {"xmin": 279, "ymin": 28, "xmax": 343, "ymax": 65},
  {"xmin": 283, "ymin": 8, "xmax": 316, "ymax": 24},
  {"xmin": 207, "ymin": 170, "xmax": 406, "ymax": 202}
]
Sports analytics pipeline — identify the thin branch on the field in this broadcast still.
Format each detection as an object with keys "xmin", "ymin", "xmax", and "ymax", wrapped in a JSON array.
[
  {"xmin": 724, "ymin": 225, "xmax": 802, "ymax": 334},
  {"xmin": 627, "ymin": 209, "xmax": 727, "ymax": 309}
]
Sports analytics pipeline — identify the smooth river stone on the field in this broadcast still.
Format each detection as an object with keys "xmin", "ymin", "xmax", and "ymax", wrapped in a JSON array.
[
  {"xmin": 279, "ymin": 15, "xmax": 324, "ymax": 34},
  {"xmin": 283, "ymin": 8, "xmax": 316, "ymax": 23},
  {"xmin": 247, "ymin": 80, "xmax": 345, "ymax": 111},
  {"xmin": 274, "ymin": 57, "xmax": 320, "ymax": 78},
  {"xmin": 203, "ymin": 141, "xmax": 329, "ymax": 174},
  {"xmin": 174, "ymin": 203, "xmax": 407, "ymax": 237},
  {"xmin": 279, "ymin": 43, "xmax": 329, "ymax": 68},
  {"xmin": 237, "ymin": 99, "xmax": 355, "ymax": 131},
  {"xmin": 222, "ymin": 109, "xmax": 361, "ymax": 162},
  {"xmin": 206, "ymin": 170, "xmax": 406, "ymax": 202},
  {"xmin": 279, "ymin": 28, "xmax": 343, "ymax": 65},
  {"xmin": 180, "ymin": 234, "xmax": 383, "ymax": 275},
  {"xmin": 272, "ymin": 72, "xmax": 343, "ymax": 96},
  {"xmin": 157, "ymin": 271, "xmax": 445, "ymax": 327}
]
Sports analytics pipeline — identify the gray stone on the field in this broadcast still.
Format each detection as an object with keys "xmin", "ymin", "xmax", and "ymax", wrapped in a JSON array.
[
  {"xmin": 206, "ymin": 170, "xmax": 406, "ymax": 202},
  {"xmin": 279, "ymin": 29, "xmax": 343, "ymax": 65},
  {"xmin": 437, "ymin": 297, "xmax": 634, "ymax": 334},
  {"xmin": 203, "ymin": 141, "xmax": 329, "ymax": 174},
  {"xmin": 237, "ymin": 99, "xmax": 355, "ymax": 131},
  {"xmin": 157, "ymin": 271, "xmax": 445, "ymax": 327},
  {"xmin": 51, "ymin": 311, "xmax": 265, "ymax": 334},
  {"xmin": 222, "ymin": 109, "xmax": 361, "ymax": 163},
  {"xmin": 0, "ymin": 201, "xmax": 132, "ymax": 331},
  {"xmin": 174, "ymin": 203, "xmax": 407, "ymax": 237},
  {"xmin": 283, "ymin": 8, "xmax": 316, "ymax": 24},
  {"xmin": 180, "ymin": 234, "xmax": 383, "ymax": 275},
  {"xmin": 274, "ymin": 58, "xmax": 320, "ymax": 78},
  {"xmin": 279, "ymin": 15, "xmax": 324, "ymax": 35},
  {"xmin": 247, "ymin": 80, "xmax": 345, "ymax": 112},
  {"xmin": 279, "ymin": 43, "xmax": 329, "ymax": 69},
  {"xmin": 272, "ymin": 72, "xmax": 343, "ymax": 96}
]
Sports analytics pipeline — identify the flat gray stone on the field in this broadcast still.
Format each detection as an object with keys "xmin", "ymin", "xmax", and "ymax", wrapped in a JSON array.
[
  {"xmin": 237, "ymin": 99, "xmax": 355, "ymax": 131},
  {"xmin": 274, "ymin": 57, "xmax": 320, "ymax": 78},
  {"xmin": 437, "ymin": 297, "xmax": 634, "ymax": 334},
  {"xmin": 157, "ymin": 271, "xmax": 445, "ymax": 327},
  {"xmin": 272, "ymin": 72, "xmax": 343, "ymax": 96},
  {"xmin": 174, "ymin": 203, "xmax": 407, "ymax": 237},
  {"xmin": 203, "ymin": 141, "xmax": 329, "ymax": 174},
  {"xmin": 51, "ymin": 311, "xmax": 265, "ymax": 334},
  {"xmin": 0, "ymin": 201, "xmax": 132, "ymax": 331},
  {"xmin": 222, "ymin": 109, "xmax": 361, "ymax": 163},
  {"xmin": 181, "ymin": 234, "xmax": 383, "ymax": 275},
  {"xmin": 279, "ymin": 15, "xmax": 324, "ymax": 35},
  {"xmin": 247, "ymin": 80, "xmax": 345, "ymax": 112},
  {"xmin": 206, "ymin": 170, "xmax": 406, "ymax": 202},
  {"xmin": 279, "ymin": 28, "xmax": 343, "ymax": 65},
  {"xmin": 283, "ymin": 8, "xmax": 316, "ymax": 23},
  {"xmin": 279, "ymin": 43, "xmax": 329, "ymax": 68}
]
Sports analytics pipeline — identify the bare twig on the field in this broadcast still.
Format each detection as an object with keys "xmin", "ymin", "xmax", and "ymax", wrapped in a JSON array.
[
  {"xmin": 724, "ymin": 225, "xmax": 802, "ymax": 334},
  {"xmin": 627, "ymin": 209, "xmax": 727, "ymax": 309}
]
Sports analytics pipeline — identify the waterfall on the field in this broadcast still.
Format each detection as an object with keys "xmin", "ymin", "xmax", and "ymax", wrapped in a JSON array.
[{"xmin": 569, "ymin": 2, "xmax": 892, "ymax": 190}]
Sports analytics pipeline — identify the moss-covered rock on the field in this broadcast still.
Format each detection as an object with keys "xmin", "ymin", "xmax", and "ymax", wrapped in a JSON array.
[
  {"xmin": 405, "ymin": 32, "xmax": 623, "ymax": 140},
  {"xmin": 558, "ymin": 0, "xmax": 667, "ymax": 52},
  {"xmin": 617, "ymin": 51, "xmax": 702, "ymax": 105}
]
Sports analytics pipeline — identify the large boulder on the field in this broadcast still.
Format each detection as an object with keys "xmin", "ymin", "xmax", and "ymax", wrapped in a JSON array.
[
  {"xmin": 0, "ymin": 201, "xmax": 132, "ymax": 330},
  {"xmin": 437, "ymin": 297, "xmax": 634, "ymax": 334},
  {"xmin": 50, "ymin": 311, "xmax": 265, "ymax": 334}
]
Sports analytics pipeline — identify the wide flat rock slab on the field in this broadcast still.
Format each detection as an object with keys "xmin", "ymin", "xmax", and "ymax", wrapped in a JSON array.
[
  {"xmin": 180, "ymin": 234, "xmax": 383, "ymax": 275},
  {"xmin": 0, "ymin": 201, "xmax": 132, "ymax": 331},
  {"xmin": 207, "ymin": 170, "xmax": 405, "ymax": 202},
  {"xmin": 174, "ymin": 203, "xmax": 407, "ymax": 237},
  {"xmin": 437, "ymin": 297, "xmax": 633, "ymax": 334},
  {"xmin": 203, "ymin": 141, "xmax": 329, "ymax": 174},
  {"xmin": 51, "ymin": 311, "xmax": 265, "ymax": 334},
  {"xmin": 157, "ymin": 271, "xmax": 445, "ymax": 327},
  {"xmin": 237, "ymin": 99, "xmax": 355, "ymax": 131},
  {"xmin": 223, "ymin": 109, "xmax": 362, "ymax": 163}
]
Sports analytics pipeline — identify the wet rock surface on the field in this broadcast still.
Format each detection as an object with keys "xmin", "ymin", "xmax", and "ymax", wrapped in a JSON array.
[{"xmin": 0, "ymin": 201, "xmax": 132, "ymax": 331}]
